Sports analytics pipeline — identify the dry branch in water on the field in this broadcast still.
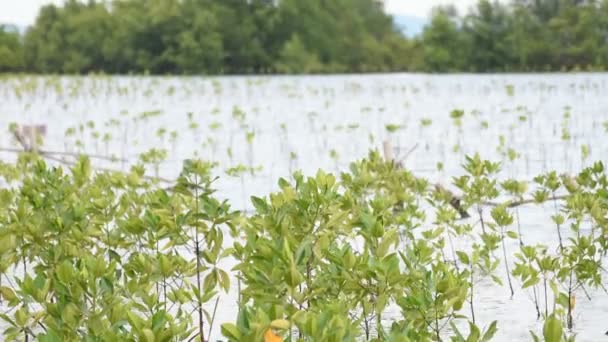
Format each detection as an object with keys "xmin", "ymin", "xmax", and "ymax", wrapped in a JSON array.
[
  {"xmin": 2, "ymin": 130, "xmax": 568, "ymax": 213},
  {"xmin": 381, "ymin": 140, "xmax": 568, "ymax": 218}
]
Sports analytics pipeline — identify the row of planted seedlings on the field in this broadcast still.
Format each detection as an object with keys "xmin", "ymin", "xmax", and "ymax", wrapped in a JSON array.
[
  {"xmin": 6, "ymin": 75, "xmax": 607, "ymax": 195},
  {"xmin": 0, "ymin": 150, "xmax": 607, "ymax": 341},
  {"xmin": 0, "ymin": 154, "xmax": 238, "ymax": 341},
  {"xmin": 226, "ymin": 152, "xmax": 608, "ymax": 342}
]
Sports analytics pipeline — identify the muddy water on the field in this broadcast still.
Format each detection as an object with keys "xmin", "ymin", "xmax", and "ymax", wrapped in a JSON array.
[{"xmin": 2, "ymin": 74, "xmax": 608, "ymax": 341}]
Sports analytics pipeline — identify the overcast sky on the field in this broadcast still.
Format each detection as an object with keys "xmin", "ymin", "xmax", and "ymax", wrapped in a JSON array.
[
  {"xmin": 385, "ymin": 0, "xmax": 477, "ymax": 17},
  {"xmin": 0, "ymin": 0, "xmax": 479, "ymax": 26}
]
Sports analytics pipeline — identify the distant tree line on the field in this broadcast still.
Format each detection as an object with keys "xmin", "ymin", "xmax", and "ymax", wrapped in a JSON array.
[
  {"xmin": 422, "ymin": 0, "xmax": 608, "ymax": 72},
  {"xmin": 1, "ymin": 0, "xmax": 608, "ymax": 74}
]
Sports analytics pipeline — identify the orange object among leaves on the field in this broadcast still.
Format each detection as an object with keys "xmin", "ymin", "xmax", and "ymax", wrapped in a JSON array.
[{"xmin": 264, "ymin": 329, "xmax": 283, "ymax": 342}]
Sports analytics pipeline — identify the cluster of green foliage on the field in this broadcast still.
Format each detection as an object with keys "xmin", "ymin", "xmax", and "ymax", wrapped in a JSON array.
[
  {"xmin": 0, "ymin": 0, "xmax": 410, "ymax": 74},
  {"xmin": 420, "ymin": 0, "xmax": 608, "ymax": 72},
  {"xmin": 1, "ymin": 147, "xmax": 607, "ymax": 341},
  {"xmin": 0, "ymin": 26, "xmax": 23, "ymax": 72},
  {"xmin": 2, "ymin": 0, "xmax": 608, "ymax": 74},
  {"xmin": 0, "ymin": 155, "xmax": 238, "ymax": 341}
]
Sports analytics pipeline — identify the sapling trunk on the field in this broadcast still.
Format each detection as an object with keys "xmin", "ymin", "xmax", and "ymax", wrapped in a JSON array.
[
  {"xmin": 376, "ymin": 281, "xmax": 383, "ymax": 340},
  {"xmin": 362, "ymin": 302, "xmax": 370, "ymax": 340},
  {"xmin": 195, "ymin": 241, "xmax": 205, "ymax": 342},
  {"xmin": 580, "ymin": 283, "xmax": 591, "ymax": 300},
  {"xmin": 105, "ymin": 213, "xmax": 112, "ymax": 264},
  {"xmin": 543, "ymin": 276, "xmax": 549, "ymax": 317},
  {"xmin": 470, "ymin": 267, "xmax": 476, "ymax": 324},
  {"xmin": 160, "ymin": 233, "xmax": 167, "ymax": 312},
  {"xmin": 156, "ymin": 240, "xmax": 160, "ymax": 303},
  {"xmin": 567, "ymin": 270, "xmax": 574, "ymax": 330},
  {"xmin": 193, "ymin": 175, "xmax": 206, "ymax": 342},
  {"xmin": 532, "ymin": 285, "xmax": 541, "ymax": 319},
  {"xmin": 515, "ymin": 207, "xmax": 523, "ymax": 246},
  {"xmin": 552, "ymin": 192, "xmax": 564, "ymax": 251},
  {"xmin": 290, "ymin": 295, "xmax": 296, "ymax": 339},
  {"xmin": 447, "ymin": 230, "xmax": 459, "ymax": 272},
  {"xmin": 207, "ymin": 297, "xmax": 220, "ymax": 341},
  {"xmin": 306, "ymin": 262, "xmax": 311, "ymax": 310},
  {"xmin": 477, "ymin": 206, "xmax": 486, "ymax": 235},
  {"xmin": 376, "ymin": 305, "xmax": 382, "ymax": 340},
  {"xmin": 435, "ymin": 290, "xmax": 441, "ymax": 341},
  {"xmin": 435, "ymin": 310, "xmax": 441, "ymax": 341},
  {"xmin": 23, "ymin": 256, "xmax": 28, "ymax": 342},
  {"xmin": 500, "ymin": 227, "xmax": 515, "ymax": 297}
]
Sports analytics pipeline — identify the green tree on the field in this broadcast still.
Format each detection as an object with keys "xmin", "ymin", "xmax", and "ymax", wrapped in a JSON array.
[
  {"xmin": 0, "ymin": 25, "xmax": 23, "ymax": 72},
  {"xmin": 275, "ymin": 34, "xmax": 323, "ymax": 73},
  {"xmin": 421, "ymin": 6, "xmax": 469, "ymax": 72},
  {"xmin": 463, "ymin": 1, "xmax": 514, "ymax": 71}
]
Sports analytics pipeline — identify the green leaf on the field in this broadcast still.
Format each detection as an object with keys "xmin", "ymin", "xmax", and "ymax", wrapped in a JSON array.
[
  {"xmin": 221, "ymin": 323, "xmax": 242, "ymax": 340},
  {"xmin": 0, "ymin": 234, "xmax": 16, "ymax": 254},
  {"xmin": 456, "ymin": 251, "xmax": 470, "ymax": 265},
  {"xmin": 377, "ymin": 229, "xmax": 398, "ymax": 257},
  {"xmin": 506, "ymin": 231, "xmax": 518, "ymax": 239},
  {"xmin": 543, "ymin": 315, "xmax": 563, "ymax": 342},
  {"xmin": 143, "ymin": 328, "xmax": 155, "ymax": 342},
  {"xmin": 529, "ymin": 331, "xmax": 541, "ymax": 342},
  {"xmin": 15, "ymin": 307, "xmax": 27, "ymax": 326},
  {"xmin": 270, "ymin": 319, "xmax": 290, "ymax": 330},
  {"xmin": 491, "ymin": 275, "xmax": 503, "ymax": 286},
  {"xmin": 0, "ymin": 286, "xmax": 17, "ymax": 302},
  {"xmin": 218, "ymin": 269, "xmax": 230, "ymax": 292},
  {"xmin": 38, "ymin": 329, "xmax": 62, "ymax": 342},
  {"xmin": 481, "ymin": 321, "xmax": 498, "ymax": 342},
  {"xmin": 250, "ymin": 196, "xmax": 268, "ymax": 213},
  {"xmin": 467, "ymin": 321, "xmax": 481, "ymax": 342},
  {"xmin": 522, "ymin": 277, "xmax": 539, "ymax": 289}
]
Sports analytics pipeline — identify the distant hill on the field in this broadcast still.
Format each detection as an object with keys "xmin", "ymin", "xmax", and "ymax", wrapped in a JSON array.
[
  {"xmin": 393, "ymin": 15, "xmax": 427, "ymax": 37},
  {"xmin": 0, "ymin": 23, "xmax": 28, "ymax": 34}
]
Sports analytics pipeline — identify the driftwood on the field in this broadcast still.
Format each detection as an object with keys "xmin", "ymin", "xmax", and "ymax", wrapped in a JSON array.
[
  {"xmin": 0, "ymin": 147, "xmax": 128, "ymax": 163},
  {"xmin": 383, "ymin": 140, "xmax": 471, "ymax": 218},
  {"xmin": 4, "ymin": 126, "xmax": 172, "ymax": 184},
  {"xmin": 2, "ymin": 129, "xmax": 568, "ymax": 213},
  {"xmin": 381, "ymin": 140, "xmax": 569, "ymax": 219},
  {"xmin": 12, "ymin": 125, "xmax": 42, "ymax": 152},
  {"xmin": 485, "ymin": 195, "xmax": 569, "ymax": 208}
]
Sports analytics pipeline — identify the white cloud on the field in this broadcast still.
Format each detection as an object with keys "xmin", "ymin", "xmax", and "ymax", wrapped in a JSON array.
[
  {"xmin": 0, "ymin": 0, "xmax": 63, "ymax": 26},
  {"xmin": 384, "ymin": 0, "xmax": 479, "ymax": 17},
  {"xmin": 0, "ymin": 0, "xmax": 479, "ymax": 26}
]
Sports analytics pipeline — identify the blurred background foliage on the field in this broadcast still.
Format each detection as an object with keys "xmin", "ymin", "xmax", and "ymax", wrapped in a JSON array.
[{"xmin": 1, "ymin": 0, "xmax": 608, "ymax": 74}]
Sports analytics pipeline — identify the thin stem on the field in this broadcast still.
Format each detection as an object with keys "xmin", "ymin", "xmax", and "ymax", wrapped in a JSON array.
[
  {"xmin": 552, "ymin": 192, "xmax": 564, "ymax": 252},
  {"xmin": 515, "ymin": 207, "xmax": 523, "ymax": 246},
  {"xmin": 501, "ymin": 227, "xmax": 515, "ymax": 297},
  {"xmin": 470, "ymin": 267, "xmax": 476, "ymax": 324},
  {"xmin": 207, "ymin": 297, "xmax": 220, "ymax": 341},
  {"xmin": 435, "ymin": 312, "xmax": 441, "ymax": 341},
  {"xmin": 447, "ymin": 231, "xmax": 459, "ymax": 272},
  {"xmin": 478, "ymin": 206, "xmax": 486, "ymax": 235},
  {"xmin": 532, "ymin": 285, "xmax": 541, "ymax": 319},
  {"xmin": 543, "ymin": 276, "xmax": 549, "ymax": 317},
  {"xmin": 435, "ymin": 290, "xmax": 441, "ymax": 342},
  {"xmin": 567, "ymin": 269, "xmax": 574, "ymax": 330},
  {"xmin": 193, "ymin": 174, "xmax": 206, "ymax": 342},
  {"xmin": 23, "ymin": 256, "xmax": 28, "ymax": 342},
  {"xmin": 362, "ymin": 302, "xmax": 370, "ymax": 340},
  {"xmin": 377, "ymin": 305, "xmax": 382, "ymax": 339}
]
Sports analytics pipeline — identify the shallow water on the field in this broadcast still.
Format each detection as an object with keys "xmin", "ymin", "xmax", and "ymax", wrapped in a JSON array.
[{"xmin": 1, "ymin": 73, "xmax": 608, "ymax": 341}]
